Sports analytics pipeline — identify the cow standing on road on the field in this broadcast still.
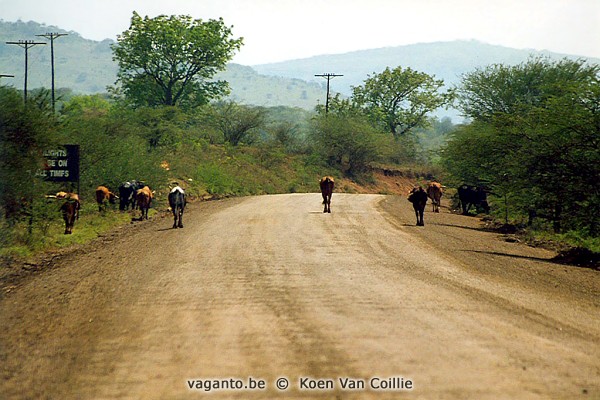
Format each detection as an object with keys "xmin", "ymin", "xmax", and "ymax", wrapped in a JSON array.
[
  {"xmin": 426, "ymin": 181, "xmax": 443, "ymax": 213},
  {"xmin": 118, "ymin": 180, "xmax": 145, "ymax": 211},
  {"xmin": 457, "ymin": 185, "xmax": 490, "ymax": 215},
  {"xmin": 136, "ymin": 186, "xmax": 153, "ymax": 220},
  {"xmin": 319, "ymin": 176, "xmax": 335, "ymax": 213},
  {"xmin": 408, "ymin": 186, "xmax": 428, "ymax": 226},
  {"xmin": 168, "ymin": 185, "xmax": 186, "ymax": 229}
]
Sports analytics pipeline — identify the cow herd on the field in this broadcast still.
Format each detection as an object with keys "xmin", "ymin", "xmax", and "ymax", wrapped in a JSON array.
[
  {"xmin": 318, "ymin": 176, "xmax": 489, "ymax": 227},
  {"xmin": 406, "ymin": 181, "xmax": 491, "ymax": 226},
  {"xmin": 51, "ymin": 176, "xmax": 487, "ymax": 234},
  {"xmin": 51, "ymin": 180, "xmax": 186, "ymax": 235}
]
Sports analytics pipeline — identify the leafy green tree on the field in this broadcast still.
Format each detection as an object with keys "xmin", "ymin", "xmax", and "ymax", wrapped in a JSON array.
[
  {"xmin": 112, "ymin": 12, "xmax": 243, "ymax": 108},
  {"xmin": 457, "ymin": 57, "xmax": 593, "ymax": 122},
  {"xmin": 310, "ymin": 114, "xmax": 383, "ymax": 176},
  {"xmin": 351, "ymin": 66, "xmax": 453, "ymax": 137},
  {"xmin": 0, "ymin": 86, "xmax": 58, "ymax": 224},
  {"xmin": 315, "ymin": 93, "xmax": 361, "ymax": 118},
  {"xmin": 207, "ymin": 101, "xmax": 267, "ymax": 146},
  {"xmin": 443, "ymin": 57, "xmax": 600, "ymax": 234},
  {"xmin": 60, "ymin": 95, "xmax": 168, "ymax": 191}
]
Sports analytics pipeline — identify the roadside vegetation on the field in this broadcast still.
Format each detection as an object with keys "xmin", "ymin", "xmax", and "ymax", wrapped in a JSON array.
[
  {"xmin": 1, "ymin": 12, "xmax": 598, "ymax": 265},
  {"xmin": 440, "ymin": 57, "xmax": 599, "ymax": 259}
]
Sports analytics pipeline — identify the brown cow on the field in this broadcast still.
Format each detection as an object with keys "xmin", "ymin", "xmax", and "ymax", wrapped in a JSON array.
[
  {"xmin": 319, "ymin": 176, "xmax": 335, "ymax": 213},
  {"xmin": 95, "ymin": 186, "xmax": 117, "ymax": 212},
  {"xmin": 408, "ymin": 186, "xmax": 428, "ymax": 226},
  {"xmin": 58, "ymin": 193, "xmax": 80, "ymax": 234},
  {"xmin": 55, "ymin": 191, "xmax": 80, "ymax": 221},
  {"xmin": 136, "ymin": 186, "xmax": 153, "ymax": 220},
  {"xmin": 426, "ymin": 181, "xmax": 443, "ymax": 213}
]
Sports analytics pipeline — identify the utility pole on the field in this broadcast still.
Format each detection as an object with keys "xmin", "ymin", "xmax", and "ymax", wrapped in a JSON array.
[
  {"xmin": 6, "ymin": 40, "xmax": 46, "ymax": 104},
  {"xmin": 314, "ymin": 73, "xmax": 343, "ymax": 114},
  {"xmin": 36, "ymin": 32, "xmax": 67, "ymax": 112}
]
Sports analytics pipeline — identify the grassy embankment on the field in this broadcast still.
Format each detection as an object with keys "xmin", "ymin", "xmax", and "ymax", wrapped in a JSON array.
[{"xmin": 1, "ymin": 143, "xmax": 342, "ymax": 259}]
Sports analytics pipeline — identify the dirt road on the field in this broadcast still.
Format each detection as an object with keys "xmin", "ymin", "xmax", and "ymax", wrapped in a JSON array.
[{"xmin": 1, "ymin": 194, "xmax": 598, "ymax": 399}]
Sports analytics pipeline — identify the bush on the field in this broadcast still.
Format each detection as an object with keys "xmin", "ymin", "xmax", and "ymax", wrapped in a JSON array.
[{"xmin": 309, "ymin": 114, "xmax": 384, "ymax": 176}]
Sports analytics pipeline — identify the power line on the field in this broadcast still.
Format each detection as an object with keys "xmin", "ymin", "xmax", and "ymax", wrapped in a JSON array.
[
  {"xmin": 314, "ymin": 73, "xmax": 343, "ymax": 114},
  {"xmin": 6, "ymin": 40, "xmax": 46, "ymax": 104},
  {"xmin": 36, "ymin": 33, "xmax": 68, "ymax": 112}
]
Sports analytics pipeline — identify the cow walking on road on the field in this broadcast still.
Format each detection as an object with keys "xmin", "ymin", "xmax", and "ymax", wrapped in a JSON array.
[
  {"xmin": 457, "ymin": 185, "xmax": 490, "ymax": 215},
  {"xmin": 426, "ymin": 181, "xmax": 443, "ymax": 213},
  {"xmin": 136, "ymin": 186, "xmax": 153, "ymax": 220},
  {"xmin": 408, "ymin": 186, "xmax": 428, "ymax": 226},
  {"xmin": 118, "ymin": 180, "xmax": 145, "ymax": 211},
  {"xmin": 168, "ymin": 185, "xmax": 186, "ymax": 229},
  {"xmin": 319, "ymin": 176, "xmax": 335, "ymax": 213}
]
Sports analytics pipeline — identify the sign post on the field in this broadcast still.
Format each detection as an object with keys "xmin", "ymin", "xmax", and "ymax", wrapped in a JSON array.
[{"xmin": 39, "ymin": 144, "xmax": 80, "ymax": 193}]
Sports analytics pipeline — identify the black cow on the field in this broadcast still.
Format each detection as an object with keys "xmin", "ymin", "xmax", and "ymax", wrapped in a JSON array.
[
  {"xmin": 457, "ymin": 185, "xmax": 490, "ymax": 215},
  {"xmin": 118, "ymin": 180, "xmax": 145, "ymax": 211},
  {"xmin": 168, "ymin": 186, "xmax": 186, "ymax": 229},
  {"xmin": 319, "ymin": 176, "xmax": 335, "ymax": 213},
  {"xmin": 408, "ymin": 186, "xmax": 428, "ymax": 226}
]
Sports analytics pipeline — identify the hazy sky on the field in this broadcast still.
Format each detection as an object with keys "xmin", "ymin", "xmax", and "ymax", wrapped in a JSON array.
[{"xmin": 1, "ymin": 0, "xmax": 599, "ymax": 65}]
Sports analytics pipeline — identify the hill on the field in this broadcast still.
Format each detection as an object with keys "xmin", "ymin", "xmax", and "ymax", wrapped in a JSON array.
[
  {"xmin": 0, "ymin": 20, "xmax": 116, "ymax": 93},
  {"xmin": 0, "ymin": 20, "xmax": 326, "ymax": 109},
  {"xmin": 253, "ymin": 40, "xmax": 600, "ymax": 96},
  {"xmin": 214, "ymin": 64, "xmax": 326, "ymax": 109}
]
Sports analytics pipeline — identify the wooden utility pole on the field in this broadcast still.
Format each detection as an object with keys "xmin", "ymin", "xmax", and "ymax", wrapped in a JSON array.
[
  {"xmin": 36, "ymin": 33, "xmax": 67, "ymax": 112},
  {"xmin": 6, "ymin": 40, "xmax": 46, "ymax": 104},
  {"xmin": 315, "ymin": 73, "xmax": 343, "ymax": 114}
]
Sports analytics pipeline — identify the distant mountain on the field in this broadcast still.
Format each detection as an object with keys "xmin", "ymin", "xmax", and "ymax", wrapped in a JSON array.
[
  {"xmin": 253, "ymin": 40, "xmax": 600, "ymax": 97},
  {"xmin": 0, "ymin": 20, "xmax": 116, "ymax": 93},
  {"xmin": 213, "ymin": 64, "xmax": 326, "ymax": 109},
  {"xmin": 252, "ymin": 40, "xmax": 599, "ymax": 120},
  {"xmin": 1, "ymin": 20, "xmax": 598, "ymax": 117}
]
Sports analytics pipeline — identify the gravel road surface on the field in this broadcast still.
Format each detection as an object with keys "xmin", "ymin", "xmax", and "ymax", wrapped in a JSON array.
[{"xmin": 1, "ymin": 193, "xmax": 598, "ymax": 399}]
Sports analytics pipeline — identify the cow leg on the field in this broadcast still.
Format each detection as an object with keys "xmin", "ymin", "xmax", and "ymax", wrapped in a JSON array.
[
  {"xmin": 465, "ymin": 202, "xmax": 472, "ymax": 214},
  {"xmin": 326, "ymin": 196, "xmax": 331, "ymax": 213},
  {"xmin": 419, "ymin": 209, "xmax": 425, "ymax": 226},
  {"xmin": 64, "ymin": 220, "xmax": 73, "ymax": 234},
  {"xmin": 178, "ymin": 208, "xmax": 184, "ymax": 228}
]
